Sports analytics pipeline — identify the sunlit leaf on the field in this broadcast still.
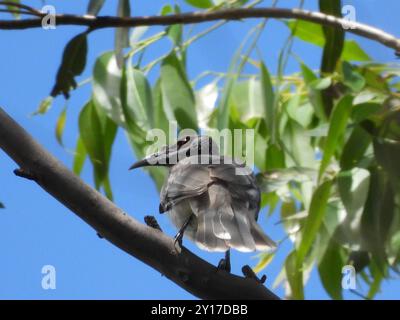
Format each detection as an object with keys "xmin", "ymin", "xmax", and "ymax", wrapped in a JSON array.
[
  {"xmin": 124, "ymin": 65, "xmax": 154, "ymax": 131},
  {"xmin": 160, "ymin": 52, "xmax": 198, "ymax": 130},
  {"xmin": 195, "ymin": 82, "xmax": 218, "ymax": 129},
  {"xmin": 184, "ymin": 0, "xmax": 214, "ymax": 9},
  {"xmin": 285, "ymin": 95, "xmax": 314, "ymax": 128},
  {"xmin": 297, "ymin": 179, "xmax": 332, "ymax": 264},
  {"xmin": 260, "ymin": 62, "xmax": 275, "ymax": 140},
  {"xmin": 33, "ymin": 96, "xmax": 53, "ymax": 115},
  {"xmin": 253, "ymin": 252, "xmax": 274, "ymax": 273},
  {"xmin": 285, "ymin": 250, "xmax": 304, "ymax": 299},
  {"xmin": 55, "ymin": 106, "xmax": 67, "ymax": 146},
  {"xmin": 73, "ymin": 136, "xmax": 87, "ymax": 176},
  {"xmin": 336, "ymin": 168, "xmax": 370, "ymax": 247},
  {"xmin": 301, "ymin": 63, "xmax": 326, "ymax": 121},
  {"xmin": 319, "ymin": 95, "xmax": 353, "ymax": 181},
  {"xmin": 285, "ymin": 20, "xmax": 370, "ymax": 62},
  {"xmin": 79, "ymin": 101, "xmax": 105, "ymax": 188},
  {"xmin": 92, "ymin": 52, "xmax": 125, "ymax": 126}
]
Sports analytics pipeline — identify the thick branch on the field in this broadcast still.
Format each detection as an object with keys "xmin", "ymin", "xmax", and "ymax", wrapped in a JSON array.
[
  {"xmin": 0, "ymin": 107, "xmax": 279, "ymax": 300},
  {"xmin": 0, "ymin": 7, "xmax": 399, "ymax": 53}
]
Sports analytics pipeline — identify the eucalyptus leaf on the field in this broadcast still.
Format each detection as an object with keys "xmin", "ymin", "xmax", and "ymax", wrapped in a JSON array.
[
  {"xmin": 318, "ymin": 239, "xmax": 344, "ymax": 300},
  {"xmin": 319, "ymin": 95, "xmax": 353, "ymax": 181},
  {"xmin": 160, "ymin": 52, "xmax": 198, "ymax": 130},
  {"xmin": 87, "ymin": 0, "xmax": 105, "ymax": 16},
  {"xmin": 55, "ymin": 107, "xmax": 67, "ymax": 146},
  {"xmin": 92, "ymin": 52, "xmax": 125, "ymax": 126},
  {"xmin": 51, "ymin": 32, "xmax": 88, "ymax": 98}
]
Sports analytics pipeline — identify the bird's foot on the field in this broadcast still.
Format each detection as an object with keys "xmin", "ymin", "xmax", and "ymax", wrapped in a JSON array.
[{"xmin": 242, "ymin": 265, "xmax": 267, "ymax": 284}]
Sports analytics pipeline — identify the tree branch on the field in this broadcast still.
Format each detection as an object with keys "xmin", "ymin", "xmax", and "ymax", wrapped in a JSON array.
[
  {"xmin": 0, "ymin": 106, "xmax": 279, "ymax": 300},
  {"xmin": 0, "ymin": 7, "xmax": 399, "ymax": 53}
]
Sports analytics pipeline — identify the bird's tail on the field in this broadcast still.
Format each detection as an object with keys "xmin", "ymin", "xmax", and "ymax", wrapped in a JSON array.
[{"xmin": 192, "ymin": 185, "xmax": 276, "ymax": 252}]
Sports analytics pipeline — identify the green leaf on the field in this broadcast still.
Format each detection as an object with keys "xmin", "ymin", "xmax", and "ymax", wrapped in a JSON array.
[
  {"xmin": 51, "ymin": 32, "xmax": 88, "ymax": 98},
  {"xmin": 92, "ymin": 52, "xmax": 125, "ymax": 126},
  {"xmin": 285, "ymin": 97, "xmax": 314, "ymax": 128},
  {"xmin": 297, "ymin": 179, "xmax": 332, "ymax": 264},
  {"xmin": 160, "ymin": 52, "xmax": 198, "ymax": 130},
  {"xmin": 285, "ymin": 20, "xmax": 370, "ymax": 62},
  {"xmin": 73, "ymin": 136, "xmax": 87, "ymax": 176},
  {"xmin": 87, "ymin": 0, "xmax": 105, "ymax": 15},
  {"xmin": 162, "ymin": 5, "xmax": 183, "ymax": 46},
  {"xmin": 309, "ymin": 77, "xmax": 332, "ymax": 90},
  {"xmin": 230, "ymin": 78, "xmax": 263, "ymax": 123},
  {"xmin": 351, "ymin": 102, "xmax": 381, "ymax": 123},
  {"xmin": 341, "ymin": 40, "xmax": 371, "ymax": 62},
  {"xmin": 367, "ymin": 258, "xmax": 385, "ymax": 299},
  {"xmin": 123, "ymin": 65, "xmax": 154, "ymax": 131},
  {"xmin": 342, "ymin": 62, "xmax": 366, "ymax": 92},
  {"xmin": 6, "ymin": 0, "xmax": 21, "ymax": 18},
  {"xmin": 318, "ymin": 95, "xmax": 353, "ymax": 181},
  {"xmin": 338, "ymin": 168, "xmax": 370, "ymax": 220},
  {"xmin": 373, "ymin": 138, "xmax": 400, "ymax": 185},
  {"xmin": 153, "ymin": 78, "xmax": 170, "ymax": 135},
  {"xmin": 260, "ymin": 62, "xmax": 276, "ymax": 141},
  {"xmin": 253, "ymin": 252, "xmax": 274, "ymax": 273},
  {"xmin": 33, "ymin": 96, "xmax": 53, "ymax": 115},
  {"xmin": 55, "ymin": 107, "xmax": 67, "ymax": 146},
  {"xmin": 361, "ymin": 167, "xmax": 395, "ymax": 268},
  {"xmin": 184, "ymin": 0, "xmax": 214, "ymax": 9},
  {"xmin": 79, "ymin": 101, "xmax": 105, "ymax": 188},
  {"xmin": 340, "ymin": 125, "xmax": 372, "ymax": 170},
  {"xmin": 301, "ymin": 63, "xmax": 326, "ymax": 121},
  {"xmin": 336, "ymin": 168, "xmax": 370, "ymax": 246},
  {"xmin": 115, "ymin": 0, "xmax": 131, "ymax": 68},
  {"xmin": 285, "ymin": 251, "xmax": 304, "ymax": 300},
  {"xmin": 318, "ymin": 240, "xmax": 344, "ymax": 300}
]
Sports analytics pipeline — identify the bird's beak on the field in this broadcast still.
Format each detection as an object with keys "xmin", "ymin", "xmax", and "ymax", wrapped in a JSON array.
[
  {"xmin": 129, "ymin": 158, "xmax": 151, "ymax": 170},
  {"xmin": 129, "ymin": 147, "xmax": 177, "ymax": 170}
]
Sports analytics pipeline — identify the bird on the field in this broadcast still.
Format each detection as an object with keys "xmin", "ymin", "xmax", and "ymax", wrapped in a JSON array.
[{"xmin": 129, "ymin": 135, "xmax": 276, "ymax": 271}]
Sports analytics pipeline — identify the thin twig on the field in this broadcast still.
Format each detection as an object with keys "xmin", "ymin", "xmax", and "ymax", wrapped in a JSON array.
[{"xmin": 0, "ymin": 7, "xmax": 399, "ymax": 53}]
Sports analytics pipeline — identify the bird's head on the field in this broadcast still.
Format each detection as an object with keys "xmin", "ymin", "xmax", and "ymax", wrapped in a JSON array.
[{"xmin": 129, "ymin": 135, "xmax": 219, "ymax": 169}]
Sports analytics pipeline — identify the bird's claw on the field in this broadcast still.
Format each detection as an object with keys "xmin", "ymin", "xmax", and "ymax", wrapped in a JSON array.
[
  {"xmin": 217, "ymin": 258, "xmax": 231, "ymax": 273},
  {"xmin": 217, "ymin": 250, "xmax": 231, "ymax": 273},
  {"xmin": 242, "ymin": 265, "xmax": 267, "ymax": 284},
  {"xmin": 173, "ymin": 232, "xmax": 183, "ymax": 252}
]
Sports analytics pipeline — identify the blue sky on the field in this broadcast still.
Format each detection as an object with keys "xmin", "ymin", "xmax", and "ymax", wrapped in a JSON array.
[{"xmin": 0, "ymin": 0, "xmax": 399, "ymax": 299}]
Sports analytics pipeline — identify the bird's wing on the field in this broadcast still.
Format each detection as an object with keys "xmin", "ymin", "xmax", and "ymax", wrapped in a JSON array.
[
  {"xmin": 160, "ymin": 157, "xmax": 211, "ymax": 212},
  {"xmin": 202, "ymin": 158, "xmax": 276, "ymax": 252}
]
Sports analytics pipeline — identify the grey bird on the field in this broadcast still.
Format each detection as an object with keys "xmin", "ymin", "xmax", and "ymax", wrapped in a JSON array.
[{"xmin": 130, "ymin": 135, "xmax": 276, "ymax": 270}]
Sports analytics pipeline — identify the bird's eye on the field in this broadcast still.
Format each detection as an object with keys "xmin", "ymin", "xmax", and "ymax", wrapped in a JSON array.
[{"xmin": 177, "ymin": 136, "xmax": 190, "ymax": 148}]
